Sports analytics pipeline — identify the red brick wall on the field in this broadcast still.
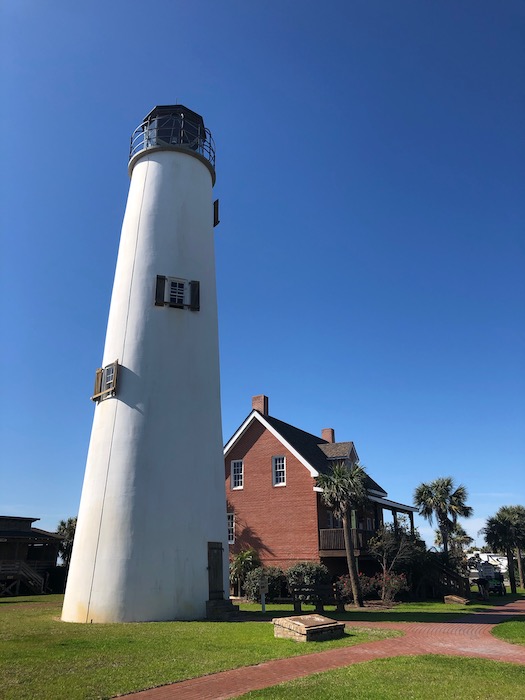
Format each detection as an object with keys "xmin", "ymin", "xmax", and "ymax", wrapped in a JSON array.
[{"xmin": 225, "ymin": 419, "xmax": 320, "ymax": 570}]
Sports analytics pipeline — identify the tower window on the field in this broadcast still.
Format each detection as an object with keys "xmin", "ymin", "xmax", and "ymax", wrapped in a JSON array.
[
  {"xmin": 169, "ymin": 280, "xmax": 186, "ymax": 307},
  {"xmin": 155, "ymin": 275, "xmax": 200, "ymax": 311},
  {"xmin": 91, "ymin": 361, "xmax": 119, "ymax": 402}
]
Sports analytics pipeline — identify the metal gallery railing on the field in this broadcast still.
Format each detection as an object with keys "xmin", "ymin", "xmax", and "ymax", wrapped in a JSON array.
[{"xmin": 129, "ymin": 113, "xmax": 215, "ymax": 168}]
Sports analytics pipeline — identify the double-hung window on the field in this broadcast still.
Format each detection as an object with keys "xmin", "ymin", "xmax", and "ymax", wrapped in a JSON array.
[
  {"xmin": 272, "ymin": 456, "xmax": 286, "ymax": 486},
  {"xmin": 231, "ymin": 460, "xmax": 244, "ymax": 489},
  {"xmin": 227, "ymin": 513, "xmax": 235, "ymax": 544}
]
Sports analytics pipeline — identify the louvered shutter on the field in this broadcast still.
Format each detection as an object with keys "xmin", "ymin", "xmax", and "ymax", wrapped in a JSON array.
[
  {"xmin": 91, "ymin": 368, "xmax": 103, "ymax": 401},
  {"xmin": 189, "ymin": 280, "xmax": 200, "ymax": 311},
  {"xmin": 155, "ymin": 275, "xmax": 167, "ymax": 306}
]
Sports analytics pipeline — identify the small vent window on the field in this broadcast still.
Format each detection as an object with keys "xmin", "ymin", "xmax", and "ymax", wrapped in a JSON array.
[
  {"xmin": 169, "ymin": 280, "xmax": 186, "ymax": 307},
  {"xmin": 91, "ymin": 360, "xmax": 119, "ymax": 402},
  {"xmin": 155, "ymin": 275, "xmax": 200, "ymax": 311}
]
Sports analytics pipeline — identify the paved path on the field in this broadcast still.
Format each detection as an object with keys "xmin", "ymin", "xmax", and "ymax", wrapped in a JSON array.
[{"xmin": 122, "ymin": 599, "xmax": 525, "ymax": 700}]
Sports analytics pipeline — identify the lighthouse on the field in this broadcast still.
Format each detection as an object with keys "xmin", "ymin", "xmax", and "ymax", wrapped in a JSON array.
[{"xmin": 62, "ymin": 106, "xmax": 230, "ymax": 622}]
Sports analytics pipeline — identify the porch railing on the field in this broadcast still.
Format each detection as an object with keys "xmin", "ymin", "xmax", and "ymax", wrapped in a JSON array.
[{"xmin": 319, "ymin": 528, "xmax": 374, "ymax": 552}]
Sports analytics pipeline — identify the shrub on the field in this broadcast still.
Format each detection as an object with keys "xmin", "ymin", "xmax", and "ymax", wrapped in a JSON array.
[
  {"xmin": 286, "ymin": 562, "xmax": 330, "ymax": 603},
  {"xmin": 337, "ymin": 573, "xmax": 376, "ymax": 603},
  {"xmin": 336, "ymin": 572, "xmax": 409, "ymax": 604},
  {"xmin": 244, "ymin": 566, "xmax": 287, "ymax": 602},
  {"xmin": 379, "ymin": 572, "xmax": 409, "ymax": 603}
]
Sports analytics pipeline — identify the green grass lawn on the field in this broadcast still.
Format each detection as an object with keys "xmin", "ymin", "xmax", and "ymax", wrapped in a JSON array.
[
  {"xmin": 239, "ymin": 655, "xmax": 525, "ymax": 699},
  {"xmin": 0, "ymin": 595, "xmax": 397, "ymax": 700},
  {"xmin": 492, "ymin": 620, "xmax": 525, "ymax": 645},
  {"xmin": 2, "ymin": 593, "xmax": 523, "ymax": 700}
]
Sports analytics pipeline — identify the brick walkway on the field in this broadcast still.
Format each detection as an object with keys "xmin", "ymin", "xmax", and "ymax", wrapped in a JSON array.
[{"xmin": 122, "ymin": 599, "xmax": 525, "ymax": 700}]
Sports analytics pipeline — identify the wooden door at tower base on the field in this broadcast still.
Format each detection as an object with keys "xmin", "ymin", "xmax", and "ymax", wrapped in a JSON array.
[{"xmin": 207, "ymin": 541, "xmax": 224, "ymax": 600}]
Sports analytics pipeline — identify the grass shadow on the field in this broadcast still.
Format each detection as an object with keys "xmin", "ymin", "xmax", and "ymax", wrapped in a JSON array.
[{"xmin": 238, "ymin": 594, "xmax": 524, "ymax": 624}]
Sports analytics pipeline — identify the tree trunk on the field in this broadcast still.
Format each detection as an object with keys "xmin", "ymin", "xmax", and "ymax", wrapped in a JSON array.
[
  {"xmin": 506, "ymin": 547, "xmax": 517, "ymax": 594},
  {"xmin": 440, "ymin": 526, "xmax": 449, "ymax": 561},
  {"xmin": 516, "ymin": 547, "xmax": 524, "ymax": 589},
  {"xmin": 342, "ymin": 513, "xmax": 364, "ymax": 607}
]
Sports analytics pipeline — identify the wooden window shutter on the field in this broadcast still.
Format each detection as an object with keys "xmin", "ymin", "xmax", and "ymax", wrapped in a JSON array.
[
  {"xmin": 91, "ymin": 368, "xmax": 103, "ymax": 401},
  {"xmin": 189, "ymin": 280, "xmax": 200, "ymax": 311},
  {"xmin": 155, "ymin": 275, "xmax": 167, "ymax": 306},
  {"xmin": 213, "ymin": 199, "xmax": 220, "ymax": 227}
]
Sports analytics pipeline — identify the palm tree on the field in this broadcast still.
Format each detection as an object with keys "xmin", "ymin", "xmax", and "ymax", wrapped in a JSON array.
[
  {"xmin": 414, "ymin": 477, "xmax": 473, "ymax": 561},
  {"xmin": 434, "ymin": 523, "xmax": 473, "ymax": 554},
  {"xmin": 229, "ymin": 548, "xmax": 260, "ymax": 597},
  {"xmin": 56, "ymin": 517, "xmax": 77, "ymax": 568},
  {"xmin": 317, "ymin": 460, "xmax": 368, "ymax": 607},
  {"xmin": 482, "ymin": 506, "xmax": 525, "ymax": 594},
  {"xmin": 508, "ymin": 505, "xmax": 525, "ymax": 588}
]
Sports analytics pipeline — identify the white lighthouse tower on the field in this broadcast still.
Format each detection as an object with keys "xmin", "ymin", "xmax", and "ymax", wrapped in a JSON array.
[{"xmin": 62, "ymin": 105, "xmax": 231, "ymax": 623}]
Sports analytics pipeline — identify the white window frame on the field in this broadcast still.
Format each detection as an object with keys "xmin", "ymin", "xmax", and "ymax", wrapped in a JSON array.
[
  {"xmin": 168, "ymin": 278, "xmax": 186, "ymax": 307},
  {"xmin": 231, "ymin": 460, "xmax": 244, "ymax": 489},
  {"xmin": 227, "ymin": 513, "xmax": 235, "ymax": 544},
  {"xmin": 272, "ymin": 456, "xmax": 286, "ymax": 487},
  {"xmin": 91, "ymin": 360, "xmax": 119, "ymax": 402},
  {"xmin": 155, "ymin": 275, "xmax": 200, "ymax": 311}
]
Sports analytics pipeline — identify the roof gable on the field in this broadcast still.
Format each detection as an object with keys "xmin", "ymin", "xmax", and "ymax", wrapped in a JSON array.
[{"xmin": 224, "ymin": 411, "xmax": 387, "ymax": 495}]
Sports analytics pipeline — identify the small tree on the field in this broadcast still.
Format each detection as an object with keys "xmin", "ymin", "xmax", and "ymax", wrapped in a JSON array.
[
  {"xmin": 434, "ymin": 522, "xmax": 473, "ymax": 574},
  {"xmin": 368, "ymin": 521, "xmax": 425, "ymax": 601},
  {"xmin": 317, "ymin": 460, "xmax": 368, "ymax": 607},
  {"xmin": 229, "ymin": 548, "xmax": 260, "ymax": 597},
  {"xmin": 56, "ymin": 517, "xmax": 77, "ymax": 568}
]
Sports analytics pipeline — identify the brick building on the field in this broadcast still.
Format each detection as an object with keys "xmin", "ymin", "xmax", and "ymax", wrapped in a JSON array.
[{"xmin": 224, "ymin": 395, "xmax": 416, "ymax": 577}]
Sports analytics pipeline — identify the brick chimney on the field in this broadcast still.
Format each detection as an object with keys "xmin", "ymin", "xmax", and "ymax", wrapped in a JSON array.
[
  {"xmin": 252, "ymin": 394, "xmax": 269, "ymax": 415},
  {"xmin": 321, "ymin": 428, "xmax": 335, "ymax": 443}
]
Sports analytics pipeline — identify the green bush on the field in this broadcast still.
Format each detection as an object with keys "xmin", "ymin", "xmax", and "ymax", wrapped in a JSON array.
[
  {"xmin": 286, "ymin": 562, "xmax": 330, "ymax": 602},
  {"xmin": 244, "ymin": 566, "xmax": 287, "ymax": 602}
]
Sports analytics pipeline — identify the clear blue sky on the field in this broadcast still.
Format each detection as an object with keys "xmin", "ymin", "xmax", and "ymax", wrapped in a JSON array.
[{"xmin": 1, "ymin": 0, "xmax": 524, "ymax": 548}]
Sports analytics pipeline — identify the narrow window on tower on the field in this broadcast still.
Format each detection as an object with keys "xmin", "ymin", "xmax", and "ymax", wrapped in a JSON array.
[
  {"xmin": 272, "ymin": 456, "xmax": 286, "ymax": 486},
  {"xmin": 169, "ymin": 279, "xmax": 185, "ymax": 307},
  {"xmin": 231, "ymin": 460, "xmax": 244, "ymax": 489},
  {"xmin": 155, "ymin": 276, "xmax": 200, "ymax": 311},
  {"xmin": 91, "ymin": 360, "xmax": 119, "ymax": 402},
  {"xmin": 227, "ymin": 512, "xmax": 235, "ymax": 544}
]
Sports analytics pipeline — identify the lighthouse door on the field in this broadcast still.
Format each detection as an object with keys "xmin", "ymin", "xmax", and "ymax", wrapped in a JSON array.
[{"xmin": 207, "ymin": 542, "xmax": 224, "ymax": 600}]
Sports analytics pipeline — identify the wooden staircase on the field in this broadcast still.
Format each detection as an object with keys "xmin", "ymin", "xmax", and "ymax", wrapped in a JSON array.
[
  {"xmin": 0, "ymin": 560, "xmax": 45, "ymax": 596},
  {"xmin": 416, "ymin": 561, "xmax": 470, "ymax": 600}
]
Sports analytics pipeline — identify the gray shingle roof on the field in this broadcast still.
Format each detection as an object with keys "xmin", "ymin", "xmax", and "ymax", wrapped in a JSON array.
[
  {"xmin": 262, "ymin": 414, "xmax": 387, "ymax": 496},
  {"xmin": 318, "ymin": 442, "xmax": 355, "ymax": 460}
]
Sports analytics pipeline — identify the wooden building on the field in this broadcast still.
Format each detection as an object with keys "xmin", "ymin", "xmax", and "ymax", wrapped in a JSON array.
[{"xmin": 0, "ymin": 516, "xmax": 62, "ymax": 596}]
